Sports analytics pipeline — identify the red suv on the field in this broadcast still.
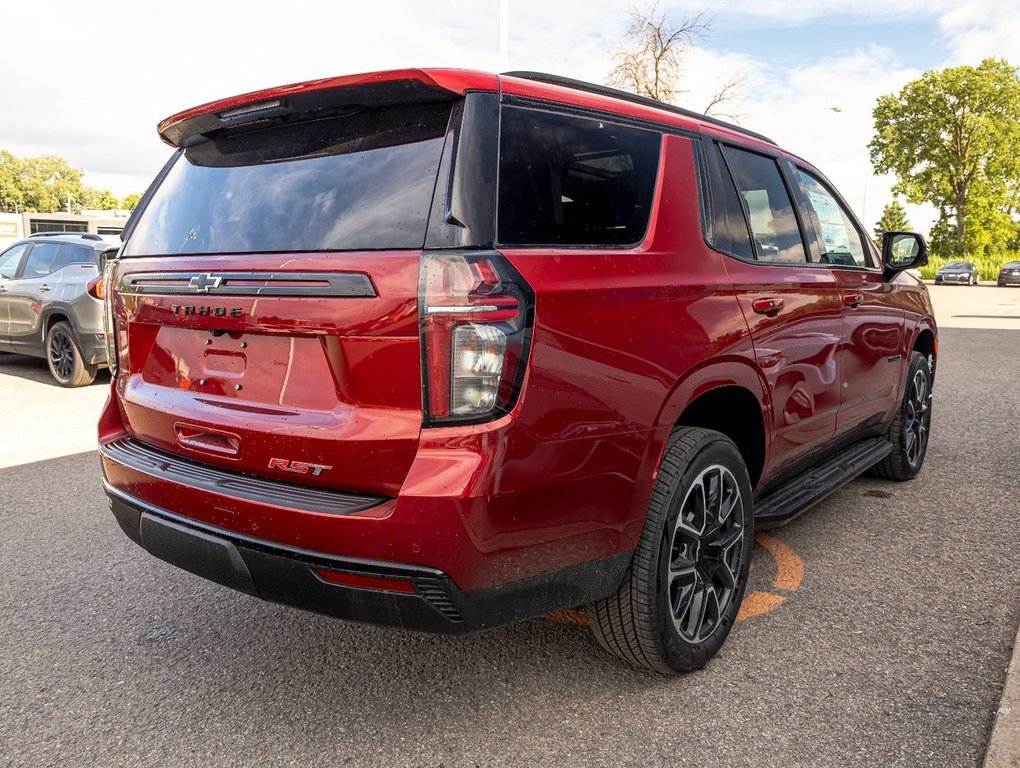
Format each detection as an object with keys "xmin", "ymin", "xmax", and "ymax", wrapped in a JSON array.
[{"xmin": 98, "ymin": 69, "xmax": 936, "ymax": 673}]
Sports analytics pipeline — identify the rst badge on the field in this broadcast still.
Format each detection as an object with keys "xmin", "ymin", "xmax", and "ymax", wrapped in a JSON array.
[{"xmin": 268, "ymin": 458, "xmax": 333, "ymax": 476}]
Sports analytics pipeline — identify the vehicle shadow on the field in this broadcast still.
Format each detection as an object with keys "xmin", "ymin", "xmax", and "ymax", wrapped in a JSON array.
[{"xmin": 0, "ymin": 352, "xmax": 111, "ymax": 386}]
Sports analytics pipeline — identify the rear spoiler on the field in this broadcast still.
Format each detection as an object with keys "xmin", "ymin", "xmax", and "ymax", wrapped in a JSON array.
[{"xmin": 157, "ymin": 68, "xmax": 498, "ymax": 148}]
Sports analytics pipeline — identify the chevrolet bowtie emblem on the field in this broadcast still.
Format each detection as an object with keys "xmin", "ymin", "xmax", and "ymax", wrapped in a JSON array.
[{"xmin": 189, "ymin": 273, "xmax": 223, "ymax": 292}]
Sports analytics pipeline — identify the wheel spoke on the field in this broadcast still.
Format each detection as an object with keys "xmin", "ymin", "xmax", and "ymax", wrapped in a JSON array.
[
  {"xmin": 704, "ymin": 468, "xmax": 721, "ymax": 527},
  {"xmin": 677, "ymin": 479, "xmax": 706, "ymax": 538},
  {"xmin": 683, "ymin": 581, "xmax": 709, "ymax": 639},
  {"xmin": 668, "ymin": 551, "xmax": 697, "ymax": 579}
]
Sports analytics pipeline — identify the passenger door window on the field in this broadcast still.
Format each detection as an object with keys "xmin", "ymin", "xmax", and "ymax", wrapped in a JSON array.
[
  {"xmin": 0, "ymin": 243, "xmax": 28, "ymax": 278},
  {"xmin": 793, "ymin": 167, "xmax": 873, "ymax": 268},
  {"xmin": 19, "ymin": 242, "xmax": 60, "ymax": 278},
  {"xmin": 720, "ymin": 146, "xmax": 808, "ymax": 264}
]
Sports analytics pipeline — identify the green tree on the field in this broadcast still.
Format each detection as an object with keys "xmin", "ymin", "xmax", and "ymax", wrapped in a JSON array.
[
  {"xmin": 121, "ymin": 193, "xmax": 142, "ymax": 211},
  {"xmin": 873, "ymin": 196, "xmax": 911, "ymax": 241},
  {"xmin": 0, "ymin": 150, "xmax": 25, "ymax": 212},
  {"xmin": 870, "ymin": 58, "xmax": 1020, "ymax": 259},
  {"xmin": 80, "ymin": 187, "xmax": 119, "ymax": 211},
  {"xmin": 18, "ymin": 154, "xmax": 85, "ymax": 212}
]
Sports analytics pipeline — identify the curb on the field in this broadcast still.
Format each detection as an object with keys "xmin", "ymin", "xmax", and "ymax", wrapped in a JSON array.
[{"xmin": 984, "ymin": 622, "xmax": 1020, "ymax": 767}]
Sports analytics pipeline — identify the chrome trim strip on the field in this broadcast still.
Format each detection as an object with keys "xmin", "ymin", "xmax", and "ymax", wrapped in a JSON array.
[
  {"xmin": 425, "ymin": 305, "xmax": 499, "ymax": 314},
  {"xmin": 119, "ymin": 271, "xmax": 376, "ymax": 298}
]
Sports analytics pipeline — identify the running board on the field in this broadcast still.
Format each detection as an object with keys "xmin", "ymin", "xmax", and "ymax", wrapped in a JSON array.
[{"xmin": 754, "ymin": 437, "xmax": 893, "ymax": 529}]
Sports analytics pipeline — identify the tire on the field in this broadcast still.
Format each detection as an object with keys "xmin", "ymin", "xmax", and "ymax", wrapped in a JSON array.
[
  {"xmin": 871, "ymin": 351, "xmax": 932, "ymax": 481},
  {"xmin": 46, "ymin": 321, "xmax": 97, "ymax": 387},
  {"xmin": 587, "ymin": 427, "xmax": 754, "ymax": 674}
]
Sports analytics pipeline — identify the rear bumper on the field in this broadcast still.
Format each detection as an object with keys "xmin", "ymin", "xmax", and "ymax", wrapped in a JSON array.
[
  {"xmin": 104, "ymin": 483, "xmax": 629, "ymax": 633},
  {"xmin": 997, "ymin": 275, "xmax": 1020, "ymax": 286},
  {"xmin": 78, "ymin": 331, "xmax": 107, "ymax": 366}
]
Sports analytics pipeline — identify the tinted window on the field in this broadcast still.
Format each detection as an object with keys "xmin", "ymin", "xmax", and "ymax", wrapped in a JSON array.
[
  {"xmin": 0, "ymin": 243, "xmax": 28, "ymax": 278},
  {"xmin": 794, "ymin": 168, "xmax": 871, "ymax": 268},
  {"xmin": 53, "ymin": 244, "xmax": 97, "ymax": 271},
  {"xmin": 21, "ymin": 242, "xmax": 60, "ymax": 278},
  {"xmin": 497, "ymin": 107, "xmax": 661, "ymax": 246},
  {"xmin": 721, "ymin": 146, "xmax": 807, "ymax": 263},
  {"xmin": 124, "ymin": 102, "xmax": 452, "ymax": 256},
  {"xmin": 706, "ymin": 144, "xmax": 754, "ymax": 260}
]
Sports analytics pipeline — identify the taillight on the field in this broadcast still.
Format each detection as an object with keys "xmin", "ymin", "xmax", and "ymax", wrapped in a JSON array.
[
  {"xmin": 419, "ymin": 251, "xmax": 534, "ymax": 425},
  {"xmin": 86, "ymin": 276, "xmax": 105, "ymax": 300},
  {"xmin": 102, "ymin": 257, "xmax": 120, "ymax": 376}
]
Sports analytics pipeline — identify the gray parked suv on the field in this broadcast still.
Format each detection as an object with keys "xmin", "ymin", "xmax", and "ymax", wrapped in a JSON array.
[{"xmin": 0, "ymin": 232, "xmax": 116, "ymax": 386}]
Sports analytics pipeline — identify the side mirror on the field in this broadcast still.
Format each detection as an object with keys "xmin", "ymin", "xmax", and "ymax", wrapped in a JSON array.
[{"xmin": 882, "ymin": 232, "xmax": 928, "ymax": 276}]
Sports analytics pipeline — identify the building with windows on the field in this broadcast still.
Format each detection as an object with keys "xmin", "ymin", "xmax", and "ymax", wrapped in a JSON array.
[{"xmin": 0, "ymin": 210, "xmax": 129, "ymax": 245}]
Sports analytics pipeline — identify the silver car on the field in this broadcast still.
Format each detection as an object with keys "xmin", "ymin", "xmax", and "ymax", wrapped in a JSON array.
[{"xmin": 0, "ymin": 232, "xmax": 117, "ymax": 386}]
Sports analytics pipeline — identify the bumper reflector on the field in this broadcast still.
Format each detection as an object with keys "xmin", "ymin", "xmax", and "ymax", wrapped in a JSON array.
[{"xmin": 313, "ymin": 568, "xmax": 417, "ymax": 594}]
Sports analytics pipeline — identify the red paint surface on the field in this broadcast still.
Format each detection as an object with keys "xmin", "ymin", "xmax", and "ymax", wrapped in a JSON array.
[{"xmin": 102, "ymin": 70, "xmax": 937, "ymax": 594}]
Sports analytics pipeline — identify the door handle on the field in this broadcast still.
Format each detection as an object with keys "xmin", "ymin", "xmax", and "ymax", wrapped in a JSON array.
[
  {"xmin": 752, "ymin": 297, "xmax": 785, "ymax": 316},
  {"xmin": 40, "ymin": 284, "xmax": 52, "ymax": 292},
  {"xmin": 841, "ymin": 292, "xmax": 864, "ymax": 308}
]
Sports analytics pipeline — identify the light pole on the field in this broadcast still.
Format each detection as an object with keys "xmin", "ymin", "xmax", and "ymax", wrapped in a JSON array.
[
  {"xmin": 822, "ymin": 106, "xmax": 842, "ymax": 167},
  {"xmin": 499, "ymin": 0, "xmax": 509, "ymax": 71}
]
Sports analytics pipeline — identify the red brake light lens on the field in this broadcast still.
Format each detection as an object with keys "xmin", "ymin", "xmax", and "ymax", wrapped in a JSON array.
[{"xmin": 419, "ymin": 251, "xmax": 534, "ymax": 425}]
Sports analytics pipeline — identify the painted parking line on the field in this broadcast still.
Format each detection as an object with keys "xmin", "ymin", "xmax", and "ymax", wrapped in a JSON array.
[
  {"xmin": 545, "ymin": 531, "xmax": 804, "ymax": 627},
  {"xmin": 735, "ymin": 531, "xmax": 804, "ymax": 622}
]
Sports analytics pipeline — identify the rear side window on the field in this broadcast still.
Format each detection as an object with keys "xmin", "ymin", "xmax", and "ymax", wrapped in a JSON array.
[
  {"xmin": 497, "ymin": 107, "xmax": 661, "ymax": 246},
  {"xmin": 53, "ymin": 244, "xmax": 97, "ymax": 271},
  {"xmin": 720, "ymin": 146, "xmax": 807, "ymax": 264},
  {"xmin": 123, "ymin": 102, "xmax": 452, "ymax": 256}
]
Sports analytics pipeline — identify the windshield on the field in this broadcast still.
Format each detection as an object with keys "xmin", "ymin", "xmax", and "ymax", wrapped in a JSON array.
[
  {"xmin": 123, "ymin": 102, "xmax": 452, "ymax": 256},
  {"xmin": 944, "ymin": 261, "xmax": 969, "ymax": 269}
]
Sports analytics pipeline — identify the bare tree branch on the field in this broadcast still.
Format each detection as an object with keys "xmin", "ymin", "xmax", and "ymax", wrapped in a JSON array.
[
  {"xmin": 606, "ymin": 3, "xmax": 710, "ymax": 104},
  {"xmin": 606, "ymin": 3, "xmax": 745, "ymax": 121},
  {"xmin": 702, "ymin": 73, "xmax": 747, "ymax": 121}
]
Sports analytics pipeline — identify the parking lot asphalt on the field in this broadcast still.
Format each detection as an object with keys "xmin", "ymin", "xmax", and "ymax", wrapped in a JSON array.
[{"xmin": 1, "ymin": 292, "xmax": 1018, "ymax": 767}]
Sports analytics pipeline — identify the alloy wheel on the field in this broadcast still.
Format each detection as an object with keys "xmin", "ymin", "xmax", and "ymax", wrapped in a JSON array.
[
  {"xmin": 665, "ymin": 464, "xmax": 744, "ymax": 644},
  {"xmin": 903, "ymin": 368, "xmax": 931, "ymax": 466},
  {"xmin": 48, "ymin": 328, "xmax": 75, "ymax": 382}
]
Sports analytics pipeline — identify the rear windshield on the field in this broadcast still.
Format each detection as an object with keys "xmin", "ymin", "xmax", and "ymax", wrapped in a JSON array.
[
  {"xmin": 123, "ymin": 102, "xmax": 451, "ymax": 256},
  {"xmin": 497, "ymin": 106, "xmax": 661, "ymax": 247}
]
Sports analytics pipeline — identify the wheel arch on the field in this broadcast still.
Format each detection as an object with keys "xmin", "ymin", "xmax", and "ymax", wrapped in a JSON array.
[
  {"xmin": 649, "ymin": 358, "xmax": 770, "ymax": 490},
  {"xmin": 40, "ymin": 306, "xmax": 78, "ymax": 340},
  {"xmin": 911, "ymin": 323, "xmax": 938, "ymax": 381}
]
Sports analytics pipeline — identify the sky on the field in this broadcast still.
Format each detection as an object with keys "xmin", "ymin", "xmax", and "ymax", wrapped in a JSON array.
[{"xmin": 4, "ymin": 0, "xmax": 1019, "ymax": 234}]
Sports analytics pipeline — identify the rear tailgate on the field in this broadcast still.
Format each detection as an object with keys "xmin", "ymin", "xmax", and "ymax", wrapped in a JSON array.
[
  {"xmin": 107, "ymin": 75, "xmax": 474, "ymax": 496},
  {"xmin": 111, "ymin": 252, "xmax": 421, "ymax": 496}
]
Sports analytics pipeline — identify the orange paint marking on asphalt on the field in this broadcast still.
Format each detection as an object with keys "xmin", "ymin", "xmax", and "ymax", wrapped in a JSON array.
[
  {"xmin": 755, "ymin": 531, "xmax": 804, "ymax": 592},
  {"xmin": 544, "ymin": 532, "xmax": 804, "ymax": 627},
  {"xmin": 545, "ymin": 608, "xmax": 588, "ymax": 626},
  {"xmin": 735, "ymin": 591, "xmax": 786, "ymax": 622}
]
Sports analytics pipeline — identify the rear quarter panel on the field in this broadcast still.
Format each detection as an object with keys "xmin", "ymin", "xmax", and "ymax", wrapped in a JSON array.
[{"xmin": 497, "ymin": 134, "xmax": 760, "ymax": 555}]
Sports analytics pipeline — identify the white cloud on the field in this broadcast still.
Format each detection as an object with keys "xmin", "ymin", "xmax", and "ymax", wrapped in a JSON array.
[{"xmin": 2, "ymin": 0, "xmax": 1015, "ymax": 235}]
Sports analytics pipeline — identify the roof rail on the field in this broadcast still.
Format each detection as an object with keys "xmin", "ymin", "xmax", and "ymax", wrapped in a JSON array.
[
  {"xmin": 501, "ymin": 71, "xmax": 777, "ymax": 146},
  {"xmin": 29, "ymin": 231, "xmax": 103, "ymax": 241}
]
